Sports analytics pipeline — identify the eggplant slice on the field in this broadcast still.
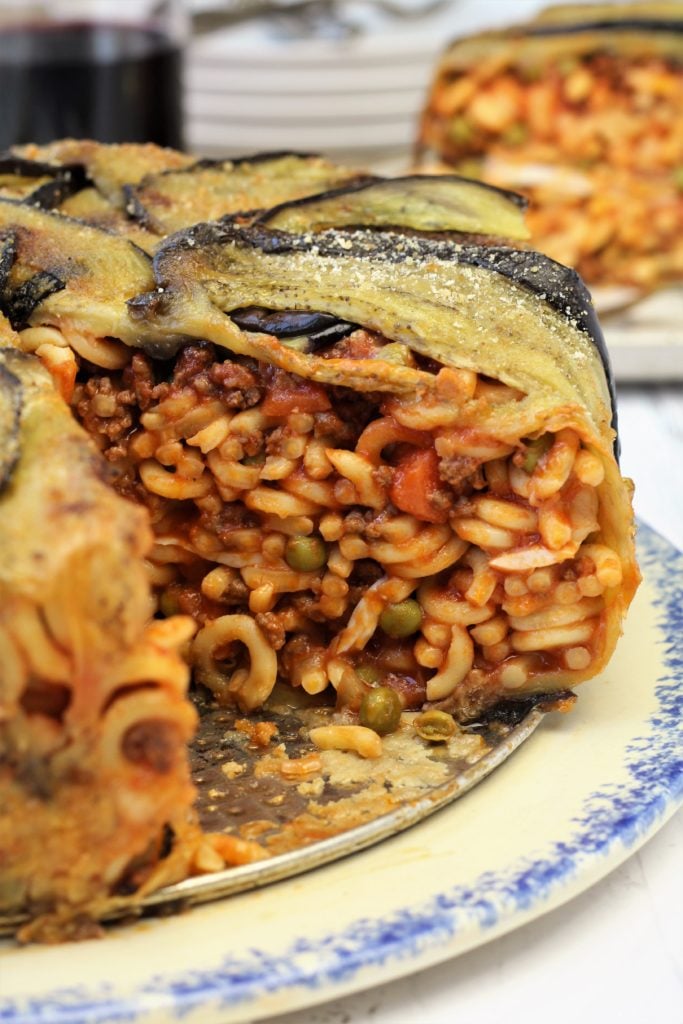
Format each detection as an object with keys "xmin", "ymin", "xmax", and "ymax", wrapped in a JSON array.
[
  {"xmin": 131, "ymin": 221, "xmax": 613, "ymax": 436},
  {"xmin": 0, "ymin": 157, "xmax": 86, "ymax": 209},
  {"xmin": 12, "ymin": 140, "xmax": 194, "ymax": 207},
  {"xmin": 3, "ymin": 142, "xmax": 195, "ymax": 251},
  {"xmin": 125, "ymin": 153, "xmax": 372, "ymax": 235},
  {"xmin": 259, "ymin": 174, "xmax": 530, "ymax": 241},
  {"xmin": 0, "ymin": 199, "xmax": 156, "ymax": 341},
  {"xmin": 428, "ymin": 4, "xmax": 683, "ymax": 73},
  {"xmin": 530, "ymin": 1, "xmax": 683, "ymax": 32}
]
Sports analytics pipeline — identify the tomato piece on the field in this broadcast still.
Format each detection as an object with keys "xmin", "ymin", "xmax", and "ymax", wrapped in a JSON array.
[
  {"xmin": 389, "ymin": 447, "xmax": 448, "ymax": 524},
  {"xmin": 262, "ymin": 370, "xmax": 331, "ymax": 416}
]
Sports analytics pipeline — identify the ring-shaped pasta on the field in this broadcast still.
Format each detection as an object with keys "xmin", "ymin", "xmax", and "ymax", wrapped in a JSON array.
[
  {"xmin": 508, "ymin": 596, "xmax": 603, "ymax": 633},
  {"xmin": 60, "ymin": 326, "xmax": 131, "ymax": 370},
  {"xmin": 527, "ymin": 428, "xmax": 580, "ymax": 505},
  {"xmin": 245, "ymin": 486, "xmax": 320, "ymax": 518},
  {"xmin": 367, "ymin": 525, "xmax": 452, "ymax": 565},
  {"xmin": 8, "ymin": 597, "xmax": 72, "ymax": 684},
  {"xmin": 192, "ymin": 614, "xmax": 277, "ymax": 711},
  {"xmin": 18, "ymin": 325, "xmax": 68, "ymax": 351},
  {"xmin": 99, "ymin": 689, "xmax": 197, "ymax": 823},
  {"xmin": 333, "ymin": 577, "xmax": 415, "ymax": 654},
  {"xmin": 355, "ymin": 417, "xmax": 429, "ymax": 462},
  {"xmin": 418, "ymin": 581, "xmax": 495, "ymax": 626},
  {"xmin": 325, "ymin": 449, "xmax": 387, "ymax": 510},
  {"xmin": 207, "ymin": 450, "xmax": 261, "ymax": 491}
]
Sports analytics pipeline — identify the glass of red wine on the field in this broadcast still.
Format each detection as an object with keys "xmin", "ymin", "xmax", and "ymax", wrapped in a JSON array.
[{"xmin": 0, "ymin": 0, "xmax": 187, "ymax": 151}]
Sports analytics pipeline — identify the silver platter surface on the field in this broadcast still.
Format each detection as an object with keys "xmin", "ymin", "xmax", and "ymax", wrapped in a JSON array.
[{"xmin": 1, "ymin": 691, "xmax": 547, "ymax": 934}]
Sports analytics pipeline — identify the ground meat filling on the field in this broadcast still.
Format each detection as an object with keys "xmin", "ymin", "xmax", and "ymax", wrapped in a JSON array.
[{"xmin": 70, "ymin": 334, "xmax": 622, "ymax": 718}]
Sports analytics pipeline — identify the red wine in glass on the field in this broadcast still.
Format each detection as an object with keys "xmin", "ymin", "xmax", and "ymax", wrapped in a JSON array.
[{"xmin": 0, "ymin": 21, "xmax": 183, "ymax": 150}]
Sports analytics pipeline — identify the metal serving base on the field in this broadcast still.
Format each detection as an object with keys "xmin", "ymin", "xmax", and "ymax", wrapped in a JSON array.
[
  {"xmin": 144, "ymin": 692, "xmax": 545, "ymax": 914},
  {"xmin": 1, "ymin": 692, "xmax": 545, "ymax": 934}
]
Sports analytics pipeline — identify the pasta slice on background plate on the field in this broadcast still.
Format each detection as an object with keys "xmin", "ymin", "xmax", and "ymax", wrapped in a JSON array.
[{"xmin": 416, "ymin": 1, "xmax": 683, "ymax": 294}]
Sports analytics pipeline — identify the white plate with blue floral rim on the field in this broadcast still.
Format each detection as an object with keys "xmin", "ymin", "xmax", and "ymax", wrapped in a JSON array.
[{"xmin": 2, "ymin": 520, "xmax": 682, "ymax": 1024}]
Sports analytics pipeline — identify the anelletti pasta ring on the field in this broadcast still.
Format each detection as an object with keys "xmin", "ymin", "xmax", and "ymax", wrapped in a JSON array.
[{"xmin": 0, "ymin": 142, "xmax": 638, "ymax": 942}]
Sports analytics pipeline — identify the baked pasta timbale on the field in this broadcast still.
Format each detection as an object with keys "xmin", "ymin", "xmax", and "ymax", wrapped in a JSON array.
[
  {"xmin": 0, "ymin": 143, "xmax": 639, "ymax": 940},
  {"xmin": 417, "ymin": 2, "xmax": 683, "ymax": 290}
]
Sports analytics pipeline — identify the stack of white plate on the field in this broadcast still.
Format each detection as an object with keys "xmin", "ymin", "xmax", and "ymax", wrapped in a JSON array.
[{"xmin": 184, "ymin": 0, "xmax": 548, "ymax": 164}]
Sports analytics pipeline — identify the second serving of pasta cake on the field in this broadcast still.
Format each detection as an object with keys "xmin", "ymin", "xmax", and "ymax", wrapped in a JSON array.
[{"xmin": 417, "ymin": 2, "xmax": 683, "ymax": 291}]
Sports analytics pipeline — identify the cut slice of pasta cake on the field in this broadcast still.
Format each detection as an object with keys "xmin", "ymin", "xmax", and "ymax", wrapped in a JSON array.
[
  {"xmin": 0, "ymin": 338, "xmax": 199, "ymax": 942},
  {"xmin": 0, "ymin": 146, "xmax": 639, "ymax": 938}
]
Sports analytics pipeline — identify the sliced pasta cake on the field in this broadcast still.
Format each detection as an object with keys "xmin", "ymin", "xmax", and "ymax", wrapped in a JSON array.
[{"xmin": 0, "ymin": 143, "xmax": 639, "ymax": 939}]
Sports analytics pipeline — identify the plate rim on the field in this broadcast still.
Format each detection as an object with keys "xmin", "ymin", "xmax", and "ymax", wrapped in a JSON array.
[{"xmin": 1, "ymin": 519, "xmax": 682, "ymax": 1024}]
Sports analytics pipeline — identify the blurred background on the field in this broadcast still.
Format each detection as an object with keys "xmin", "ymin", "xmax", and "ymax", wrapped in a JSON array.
[{"xmin": 185, "ymin": 0, "xmax": 590, "ymax": 163}]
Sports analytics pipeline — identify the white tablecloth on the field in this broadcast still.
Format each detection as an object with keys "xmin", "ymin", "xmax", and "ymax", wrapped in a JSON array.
[{"xmin": 261, "ymin": 386, "xmax": 683, "ymax": 1024}]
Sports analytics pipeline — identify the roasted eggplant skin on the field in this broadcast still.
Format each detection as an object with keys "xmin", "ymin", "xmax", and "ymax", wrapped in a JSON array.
[
  {"xmin": 0, "ymin": 346, "xmax": 21, "ymax": 489},
  {"xmin": 257, "ymin": 174, "xmax": 530, "ymax": 241},
  {"xmin": 0, "ymin": 155, "xmax": 90, "ymax": 209},
  {"xmin": 429, "ymin": 5, "xmax": 683, "ymax": 73},
  {"xmin": 0, "ymin": 155, "xmax": 64, "ymax": 179},
  {"xmin": 0, "ymin": 198, "xmax": 159, "ymax": 343},
  {"xmin": 229, "ymin": 306, "xmax": 357, "ymax": 348},
  {"xmin": 135, "ymin": 220, "xmax": 616, "ymax": 442},
  {"xmin": 123, "ymin": 152, "xmax": 372, "ymax": 235}
]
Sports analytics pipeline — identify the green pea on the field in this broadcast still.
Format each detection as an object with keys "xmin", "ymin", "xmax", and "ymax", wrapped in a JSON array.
[
  {"xmin": 521, "ymin": 433, "xmax": 553, "ymax": 474},
  {"xmin": 519, "ymin": 63, "xmax": 542, "ymax": 83},
  {"xmin": 414, "ymin": 709, "xmax": 456, "ymax": 743},
  {"xmin": 447, "ymin": 116, "xmax": 473, "ymax": 145},
  {"xmin": 675, "ymin": 166, "xmax": 683, "ymax": 193},
  {"xmin": 356, "ymin": 664, "xmax": 382, "ymax": 685},
  {"xmin": 379, "ymin": 599, "xmax": 423, "ymax": 638},
  {"xmin": 558, "ymin": 57, "xmax": 579, "ymax": 76},
  {"xmin": 359, "ymin": 687, "xmax": 403, "ymax": 736},
  {"xmin": 158, "ymin": 590, "xmax": 180, "ymax": 618},
  {"xmin": 502, "ymin": 122, "xmax": 528, "ymax": 147},
  {"xmin": 285, "ymin": 535, "xmax": 327, "ymax": 572},
  {"xmin": 242, "ymin": 452, "xmax": 265, "ymax": 467}
]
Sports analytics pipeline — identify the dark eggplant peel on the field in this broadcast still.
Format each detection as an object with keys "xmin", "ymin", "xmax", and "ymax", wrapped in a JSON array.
[
  {"xmin": 0, "ymin": 144, "xmax": 638, "ymax": 941},
  {"xmin": 123, "ymin": 151, "xmax": 371, "ymax": 235},
  {"xmin": 3, "ymin": 147, "xmax": 372, "ymax": 252},
  {"xmin": 257, "ymin": 173, "xmax": 530, "ymax": 240}
]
